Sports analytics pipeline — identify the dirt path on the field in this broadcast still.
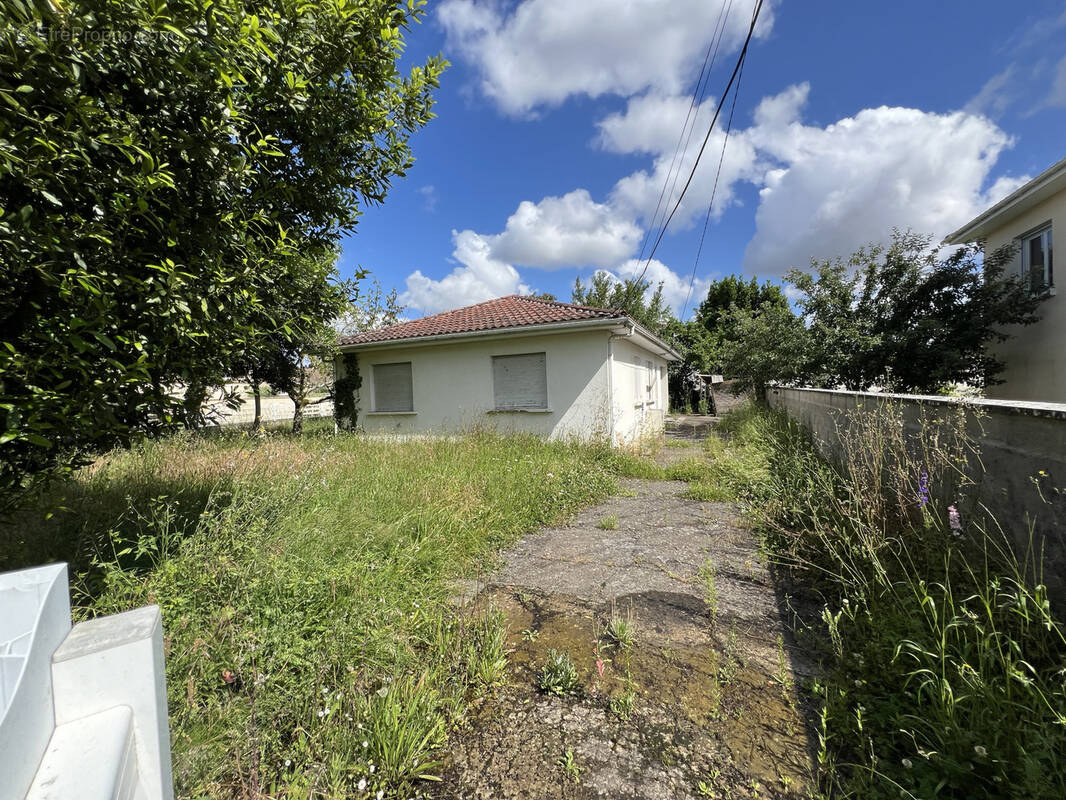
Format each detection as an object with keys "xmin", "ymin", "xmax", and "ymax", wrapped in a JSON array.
[{"xmin": 441, "ymin": 423, "xmax": 816, "ymax": 799}]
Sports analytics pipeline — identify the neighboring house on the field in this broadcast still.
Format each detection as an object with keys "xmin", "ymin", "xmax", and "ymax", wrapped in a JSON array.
[
  {"xmin": 944, "ymin": 156, "xmax": 1063, "ymax": 403},
  {"xmin": 336, "ymin": 295, "xmax": 678, "ymax": 444}
]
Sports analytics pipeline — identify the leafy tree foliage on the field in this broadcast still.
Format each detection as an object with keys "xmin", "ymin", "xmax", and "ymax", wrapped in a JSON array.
[
  {"xmin": 247, "ymin": 249, "xmax": 353, "ymax": 434},
  {"xmin": 571, "ymin": 273, "xmax": 671, "ymax": 335},
  {"xmin": 0, "ymin": 0, "xmax": 443, "ymax": 503},
  {"xmin": 713, "ymin": 230, "xmax": 1044, "ymax": 399},
  {"xmin": 717, "ymin": 302, "xmax": 809, "ymax": 400},
  {"xmin": 337, "ymin": 277, "xmax": 405, "ymax": 337},
  {"xmin": 787, "ymin": 231, "xmax": 1042, "ymax": 392},
  {"xmin": 696, "ymin": 274, "xmax": 789, "ymax": 333}
]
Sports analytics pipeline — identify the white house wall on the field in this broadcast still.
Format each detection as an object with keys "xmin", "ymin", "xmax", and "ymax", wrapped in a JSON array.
[
  {"xmin": 343, "ymin": 330, "xmax": 613, "ymax": 440},
  {"xmin": 985, "ymin": 190, "xmax": 1066, "ymax": 403},
  {"xmin": 609, "ymin": 336, "xmax": 669, "ymax": 445}
]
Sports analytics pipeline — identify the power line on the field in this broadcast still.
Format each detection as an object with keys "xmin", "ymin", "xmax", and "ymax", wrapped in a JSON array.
[
  {"xmin": 681, "ymin": 54, "xmax": 746, "ymax": 320},
  {"xmin": 629, "ymin": 0, "xmax": 764, "ymax": 298},
  {"xmin": 634, "ymin": 0, "xmax": 734, "ymax": 267}
]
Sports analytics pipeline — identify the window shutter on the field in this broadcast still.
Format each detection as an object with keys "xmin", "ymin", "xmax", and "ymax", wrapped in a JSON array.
[
  {"xmin": 493, "ymin": 353, "xmax": 548, "ymax": 410},
  {"xmin": 373, "ymin": 362, "xmax": 413, "ymax": 412}
]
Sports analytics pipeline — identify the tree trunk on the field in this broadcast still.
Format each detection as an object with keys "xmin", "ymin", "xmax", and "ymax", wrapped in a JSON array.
[
  {"xmin": 183, "ymin": 379, "xmax": 206, "ymax": 430},
  {"xmin": 250, "ymin": 380, "xmax": 263, "ymax": 433},
  {"xmin": 291, "ymin": 396, "xmax": 304, "ymax": 435}
]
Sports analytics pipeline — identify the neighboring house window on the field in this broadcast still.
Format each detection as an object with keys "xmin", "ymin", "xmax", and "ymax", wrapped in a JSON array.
[
  {"xmin": 373, "ymin": 362, "xmax": 413, "ymax": 412},
  {"xmin": 1020, "ymin": 224, "xmax": 1053, "ymax": 293},
  {"xmin": 493, "ymin": 352, "xmax": 548, "ymax": 410}
]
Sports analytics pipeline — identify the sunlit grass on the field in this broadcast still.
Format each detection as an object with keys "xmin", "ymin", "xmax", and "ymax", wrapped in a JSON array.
[{"xmin": 1, "ymin": 429, "xmax": 626, "ymax": 798}]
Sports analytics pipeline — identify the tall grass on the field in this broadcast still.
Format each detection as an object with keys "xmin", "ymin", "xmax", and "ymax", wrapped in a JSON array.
[
  {"xmin": 1, "ymin": 429, "xmax": 623, "ymax": 798},
  {"xmin": 704, "ymin": 403, "xmax": 1066, "ymax": 799}
]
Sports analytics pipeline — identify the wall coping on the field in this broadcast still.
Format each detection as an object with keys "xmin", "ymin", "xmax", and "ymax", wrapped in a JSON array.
[{"xmin": 768, "ymin": 386, "xmax": 1066, "ymax": 422}]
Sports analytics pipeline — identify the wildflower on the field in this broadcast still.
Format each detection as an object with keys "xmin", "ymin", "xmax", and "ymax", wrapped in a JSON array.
[
  {"xmin": 596, "ymin": 659, "xmax": 606, "ymax": 679},
  {"xmin": 376, "ymin": 792, "xmax": 384, "ymax": 800},
  {"xmin": 917, "ymin": 471, "xmax": 929, "ymax": 507},
  {"xmin": 357, "ymin": 778, "xmax": 367, "ymax": 791},
  {"xmin": 362, "ymin": 740, "xmax": 369, "ymax": 748},
  {"xmin": 369, "ymin": 764, "xmax": 375, "ymax": 774},
  {"xmin": 974, "ymin": 745, "xmax": 987, "ymax": 757},
  {"xmin": 948, "ymin": 505, "xmax": 963, "ymax": 537},
  {"xmin": 284, "ymin": 759, "xmax": 291, "ymax": 767}
]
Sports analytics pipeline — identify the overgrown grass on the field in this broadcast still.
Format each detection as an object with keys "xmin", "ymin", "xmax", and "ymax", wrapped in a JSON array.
[
  {"xmin": 0, "ymin": 429, "xmax": 626, "ymax": 798},
  {"xmin": 703, "ymin": 402, "xmax": 1066, "ymax": 799}
]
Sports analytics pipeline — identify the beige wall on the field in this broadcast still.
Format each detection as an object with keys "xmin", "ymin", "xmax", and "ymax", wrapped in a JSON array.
[
  {"xmin": 339, "ymin": 329, "xmax": 670, "ymax": 442},
  {"xmin": 984, "ymin": 190, "xmax": 1066, "ymax": 402},
  {"xmin": 609, "ymin": 336, "xmax": 669, "ymax": 444},
  {"xmin": 768, "ymin": 386, "xmax": 1066, "ymax": 598}
]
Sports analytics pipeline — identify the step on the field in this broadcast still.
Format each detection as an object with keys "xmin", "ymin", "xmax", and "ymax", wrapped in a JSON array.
[{"xmin": 28, "ymin": 705, "xmax": 146, "ymax": 800}]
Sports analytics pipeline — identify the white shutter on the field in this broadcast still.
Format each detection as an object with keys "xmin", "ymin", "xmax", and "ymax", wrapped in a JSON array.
[
  {"xmin": 493, "ymin": 353, "xmax": 548, "ymax": 410},
  {"xmin": 373, "ymin": 362, "xmax": 413, "ymax": 412}
]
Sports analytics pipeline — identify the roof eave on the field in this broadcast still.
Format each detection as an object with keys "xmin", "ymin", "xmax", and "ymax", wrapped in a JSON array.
[{"xmin": 943, "ymin": 156, "xmax": 1066, "ymax": 245}]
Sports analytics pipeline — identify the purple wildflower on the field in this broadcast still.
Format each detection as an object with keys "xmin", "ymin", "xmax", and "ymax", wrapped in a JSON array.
[{"xmin": 917, "ymin": 471, "xmax": 929, "ymax": 507}]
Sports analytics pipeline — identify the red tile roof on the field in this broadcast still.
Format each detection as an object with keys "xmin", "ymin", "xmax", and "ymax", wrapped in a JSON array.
[{"xmin": 339, "ymin": 294, "xmax": 626, "ymax": 346}]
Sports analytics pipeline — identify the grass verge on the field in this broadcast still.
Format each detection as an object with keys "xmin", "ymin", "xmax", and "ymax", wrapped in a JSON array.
[{"xmin": 1, "ymin": 429, "xmax": 624, "ymax": 798}]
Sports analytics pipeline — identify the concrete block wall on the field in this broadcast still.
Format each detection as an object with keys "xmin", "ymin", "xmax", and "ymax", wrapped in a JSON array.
[
  {"xmin": 767, "ymin": 387, "xmax": 1066, "ymax": 591},
  {"xmin": 0, "ymin": 564, "xmax": 174, "ymax": 800}
]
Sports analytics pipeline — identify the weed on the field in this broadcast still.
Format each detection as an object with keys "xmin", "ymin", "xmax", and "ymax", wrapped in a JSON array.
[
  {"xmin": 521, "ymin": 628, "xmax": 540, "ymax": 642},
  {"xmin": 0, "ymin": 430, "xmax": 627, "ymax": 797},
  {"xmin": 698, "ymin": 558, "xmax": 719, "ymax": 625},
  {"xmin": 610, "ymin": 675, "xmax": 637, "ymax": 720},
  {"xmin": 597, "ymin": 514, "xmax": 619, "ymax": 530},
  {"xmin": 537, "ymin": 649, "xmax": 581, "ymax": 696},
  {"xmin": 557, "ymin": 749, "xmax": 583, "ymax": 784},
  {"xmin": 603, "ymin": 614, "xmax": 636, "ymax": 651},
  {"xmin": 708, "ymin": 401, "xmax": 1066, "ymax": 799}
]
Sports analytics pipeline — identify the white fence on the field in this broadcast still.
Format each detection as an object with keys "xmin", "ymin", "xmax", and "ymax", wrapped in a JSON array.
[{"xmin": 0, "ymin": 564, "xmax": 173, "ymax": 799}]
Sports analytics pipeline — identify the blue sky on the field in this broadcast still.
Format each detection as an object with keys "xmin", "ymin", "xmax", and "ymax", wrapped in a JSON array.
[{"xmin": 337, "ymin": 0, "xmax": 1066, "ymax": 320}]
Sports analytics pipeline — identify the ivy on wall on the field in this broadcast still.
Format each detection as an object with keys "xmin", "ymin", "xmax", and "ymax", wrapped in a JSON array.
[{"xmin": 334, "ymin": 352, "xmax": 361, "ymax": 430}]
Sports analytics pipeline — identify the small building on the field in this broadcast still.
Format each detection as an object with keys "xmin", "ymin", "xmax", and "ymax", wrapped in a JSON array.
[
  {"xmin": 944, "ymin": 155, "xmax": 1062, "ymax": 402},
  {"xmin": 336, "ymin": 295, "xmax": 678, "ymax": 444}
]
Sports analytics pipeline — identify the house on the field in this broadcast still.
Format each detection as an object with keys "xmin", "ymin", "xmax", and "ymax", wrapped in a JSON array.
[
  {"xmin": 944, "ymin": 155, "xmax": 1062, "ymax": 403},
  {"xmin": 335, "ymin": 295, "xmax": 678, "ymax": 444}
]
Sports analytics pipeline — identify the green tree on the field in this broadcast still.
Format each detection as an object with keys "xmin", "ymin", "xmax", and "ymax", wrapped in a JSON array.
[
  {"xmin": 788, "ymin": 230, "xmax": 1042, "ymax": 392},
  {"xmin": 337, "ymin": 277, "xmax": 405, "ymax": 337},
  {"xmin": 0, "ymin": 0, "xmax": 443, "ymax": 505},
  {"xmin": 717, "ymin": 302, "xmax": 810, "ymax": 400},
  {"xmin": 696, "ymin": 274, "xmax": 789, "ymax": 334},
  {"xmin": 571, "ymin": 273, "xmax": 672, "ymax": 335}
]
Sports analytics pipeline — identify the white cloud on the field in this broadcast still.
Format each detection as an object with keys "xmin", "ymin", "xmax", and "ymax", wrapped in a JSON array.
[
  {"xmin": 611, "ymin": 258, "xmax": 712, "ymax": 317},
  {"xmin": 400, "ymin": 229, "xmax": 531, "ymax": 313},
  {"xmin": 487, "ymin": 189, "xmax": 641, "ymax": 269},
  {"xmin": 417, "ymin": 184, "xmax": 438, "ymax": 212},
  {"xmin": 438, "ymin": 0, "xmax": 773, "ymax": 115},
  {"xmin": 1043, "ymin": 54, "xmax": 1066, "ymax": 109},
  {"xmin": 740, "ymin": 85, "xmax": 1025, "ymax": 275}
]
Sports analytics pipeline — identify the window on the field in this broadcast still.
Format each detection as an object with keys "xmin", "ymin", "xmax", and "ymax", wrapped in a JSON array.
[
  {"xmin": 646, "ymin": 360, "xmax": 655, "ymax": 405},
  {"xmin": 492, "ymin": 352, "xmax": 548, "ymax": 410},
  {"xmin": 1020, "ymin": 224, "xmax": 1053, "ymax": 293},
  {"xmin": 372, "ymin": 362, "xmax": 413, "ymax": 412}
]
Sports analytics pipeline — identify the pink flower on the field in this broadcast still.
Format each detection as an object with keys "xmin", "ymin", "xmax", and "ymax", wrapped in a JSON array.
[
  {"xmin": 948, "ymin": 505, "xmax": 962, "ymax": 537},
  {"xmin": 596, "ymin": 659, "xmax": 606, "ymax": 679}
]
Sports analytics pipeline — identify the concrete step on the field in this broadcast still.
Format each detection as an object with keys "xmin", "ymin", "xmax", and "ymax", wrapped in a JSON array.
[{"xmin": 28, "ymin": 705, "xmax": 146, "ymax": 800}]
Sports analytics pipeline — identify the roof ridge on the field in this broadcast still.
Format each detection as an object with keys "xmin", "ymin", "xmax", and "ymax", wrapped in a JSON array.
[{"xmin": 512, "ymin": 294, "xmax": 623, "ymax": 316}]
